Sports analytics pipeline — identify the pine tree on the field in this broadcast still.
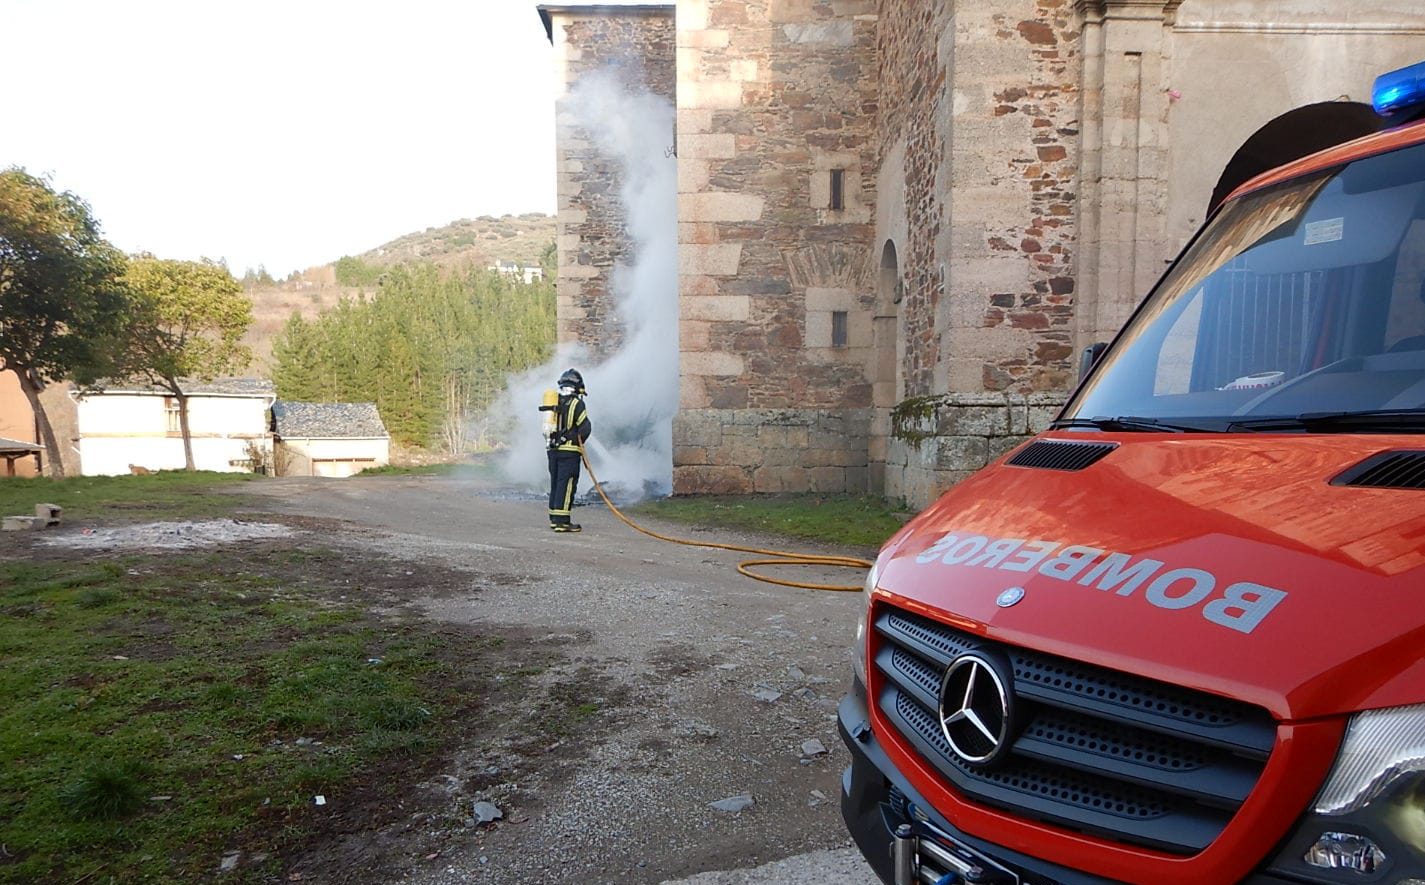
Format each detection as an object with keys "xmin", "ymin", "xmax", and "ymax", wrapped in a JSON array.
[{"xmin": 269, "ymin": 260, "xmax": 557, "ymax": 450}]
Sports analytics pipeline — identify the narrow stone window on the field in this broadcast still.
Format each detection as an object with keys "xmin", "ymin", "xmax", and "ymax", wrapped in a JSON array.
[
  {"xmin": 829, "ymin": 168, "xmax": 845, "ymax": 211},
  {"xmin": 832, "ymin": 310, "xmax": 849, "ymax": 347}
]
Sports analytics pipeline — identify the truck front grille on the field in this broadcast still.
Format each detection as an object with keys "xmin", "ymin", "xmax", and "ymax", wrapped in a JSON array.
[{"xmin": 873, "ymin": 607, "xmax": 1277, "ymax": 855}]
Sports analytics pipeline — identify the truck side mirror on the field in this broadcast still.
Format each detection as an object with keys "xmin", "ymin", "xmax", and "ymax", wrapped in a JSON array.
[{"xmin": 1079, "ymin": 342, "xmax": 1108, "ymax": 383}]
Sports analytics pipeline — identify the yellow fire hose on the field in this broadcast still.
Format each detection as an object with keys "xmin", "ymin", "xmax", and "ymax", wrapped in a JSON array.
[{"xmin": 580, "ymin": 450, "xmax": 872, "ymax": 592}]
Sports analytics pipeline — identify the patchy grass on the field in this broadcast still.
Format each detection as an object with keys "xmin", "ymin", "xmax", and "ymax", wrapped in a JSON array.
[
  {"xmin": 0, "ymin": 550, "xmax": 488, "ymax": 884},
  {"xmin": 357, "ymin": 463, "xmax": 461, "ymax": 476},
  {"xmin": 58, "ymin": 761, "xmax": 149, "ymax": 821},
  {"xmin": 0, "ymin": 471, "xmax": 256, "ymax": 522},
  {"xmin": 357, "ymin": 453, "xmax": 504, "ymax": 480},
  {"xmin": 631, "ymin": 493, "xmax": 912, "ymax": 549},
  {"xmin": 355, "ymin": 462, "xmax": 504, "ymax": 478}
]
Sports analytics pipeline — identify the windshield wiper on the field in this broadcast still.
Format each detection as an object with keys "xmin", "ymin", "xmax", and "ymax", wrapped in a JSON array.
[
  {"xmin": 1051, "ymin": 416, "xmax": 1212, "ymax": 433},
  {"xmin": 1228, "ymin": 409, "xmax": 1425, "ymax": 433}
]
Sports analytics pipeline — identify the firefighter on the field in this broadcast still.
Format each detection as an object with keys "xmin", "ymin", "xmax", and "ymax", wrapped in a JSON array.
[{"xmin": 545, "ymin": 368, "xmax": 591, "ymax": 532}]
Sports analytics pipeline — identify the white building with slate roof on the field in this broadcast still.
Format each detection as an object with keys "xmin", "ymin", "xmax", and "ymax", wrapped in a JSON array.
[
  {"xmin": 271, "ymin": 401, "xmax": 390, "ymax": 477},
  {"xmin": 74, "ymin": 378, "xmax": 275, "ymax": 476}
]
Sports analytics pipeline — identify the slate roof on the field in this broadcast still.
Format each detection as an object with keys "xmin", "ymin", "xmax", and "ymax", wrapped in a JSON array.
[
  {"xmin": 92, "ymin": 377, "xmax": 275, "ymax": 398},
  {"xmin": 0, "ymin": 437, "xmax": 43, "ymax": 454},
  {"xmin": 272, "ymin": 401, "xmax": 389, "ymax": 439}
]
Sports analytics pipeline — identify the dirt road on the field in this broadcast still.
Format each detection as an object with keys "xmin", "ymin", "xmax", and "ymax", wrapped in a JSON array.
[{"xmin": 245, "ymin": 475, "xmax": 879, "ymax": 884}]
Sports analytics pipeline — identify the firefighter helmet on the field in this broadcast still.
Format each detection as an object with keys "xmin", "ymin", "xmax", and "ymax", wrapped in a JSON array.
[{"xmin": 558, "ymin": 368, "xmax": 586, "ymax": 394}]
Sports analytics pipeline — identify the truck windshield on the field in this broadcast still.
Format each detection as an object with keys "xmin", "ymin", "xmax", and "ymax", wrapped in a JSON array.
[{"xmin": 1064, "ymin": 140, "xmax": 1425, "ymax": 433}]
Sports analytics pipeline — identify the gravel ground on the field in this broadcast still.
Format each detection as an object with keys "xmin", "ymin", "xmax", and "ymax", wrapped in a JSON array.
[
  {"xmin": 240, "ymin": 475, "xmax": 880, "ymax": 884},
  {"xmin": 658, "ymin": 848, "xmax": 874, "ymax": 884}
]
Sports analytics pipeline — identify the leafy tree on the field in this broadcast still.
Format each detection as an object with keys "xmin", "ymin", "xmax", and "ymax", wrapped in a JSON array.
[
  {"xmin": 0, "ymin": 168, "xmax": 127, "ymax": 476},
  {"xmin": 332, "ymin": 256, "xmax": 384, "ymax": 287},
  {"xmin": 538, "ymin": 239, "xmax": 557, "ymax": 282},
  {"xmin": 115, "ymin": 257, "xmax": 253, "ymax": 470}
]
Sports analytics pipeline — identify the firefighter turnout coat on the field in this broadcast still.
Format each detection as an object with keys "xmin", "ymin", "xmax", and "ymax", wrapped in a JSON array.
[{"xmin": 547, "ymin": 393, "xmax": 591, "ymax": 528}]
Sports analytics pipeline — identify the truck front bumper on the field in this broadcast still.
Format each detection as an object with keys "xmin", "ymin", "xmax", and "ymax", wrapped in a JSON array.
[
  {"xmin": 837, "ymin": 679, "xmax": 1115, "ymax": 885},
  {"xmin": 837, "ymin": 678, "xmax": 1299, "ymax": 885}
]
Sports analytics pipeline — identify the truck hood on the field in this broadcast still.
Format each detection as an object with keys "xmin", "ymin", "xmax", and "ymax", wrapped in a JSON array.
[{"xmin": 877, "ymin": 432, "xmax": 1425, "ymax": 720}]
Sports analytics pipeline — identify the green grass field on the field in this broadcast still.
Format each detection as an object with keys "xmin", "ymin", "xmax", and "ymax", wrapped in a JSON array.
[
  {"xmin": 631, "ymin": 493, "xmax": 913, "ymax": 549},
  {"xmin": 355, "ymin": 461, "xmax": 500, "ymax": 479},
  {"xmin": 0, "ymin": 470, "xmax": 256, "ymax": 523},
  {"xmin": 0, "ymin": 473, "xmax": 491, "ymax": 882},
  {"xmin": 0, "ymin": 550, "xmax": 479, "ymax": 883}
]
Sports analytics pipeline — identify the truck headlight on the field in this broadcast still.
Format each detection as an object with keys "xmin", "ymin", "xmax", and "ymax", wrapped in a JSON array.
[
  {"xmin": 853, "ymin": 558, "xmax": 881, "ymax": 686},
  {"xmin": 1268, "ymin": 704, "xmax": 1425, "ymax": 883}
]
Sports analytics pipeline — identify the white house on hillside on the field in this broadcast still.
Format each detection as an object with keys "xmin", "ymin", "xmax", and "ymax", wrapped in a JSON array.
[
  {"xmin": 272, "ymin": 401, "xmax": 390, "ymax": 477},
  {"xmin": 487, "ymin": 260, "xmax": 545, "ymax": 284},
  {"xmin": 74, "ymin": 379, "xmax": 275, "ymax": 476}
]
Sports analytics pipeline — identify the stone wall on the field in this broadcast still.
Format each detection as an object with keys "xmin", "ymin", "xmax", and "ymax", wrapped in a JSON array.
[
  {"xmin": 546, "ymin": 6, "xmax": 676, "ymax": 359},
  {"xmin": 869, "ymin": 1, "xmax": 951, "ymax": 496},
  {"xmin": 869, "ymin": 0, "xmax": 1078, "ymax": 506},
  {"xmin": 1075, "ymin": 0, "xmax": 1178, "ymax": 346},
  {"xmin": 873, "ymin": 1, "xmax": 948, "ymax": 401},
  {"xmin": 674, "ymin": 408, "xmax": 873, "ymax": 494},
  {"xmin": 548, "ymin": 0, "xmax": 1425, "ymax": 511},
  {"xmin": 954, "ymin": 0, "xmax": 1080, "ymax": 396},
  {"xmin": 883, "ymin": 392, "xmax": 1063, "ymax": 505},
  {"xmin": 875, "ymin": 0, "xmax": 1081, "ymax": 399},
  {"xmin": 673, "ymin": 0, "xmax": 881, "ymax": 495}
]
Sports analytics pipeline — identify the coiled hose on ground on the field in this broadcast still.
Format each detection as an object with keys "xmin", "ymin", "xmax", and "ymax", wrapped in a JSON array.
[{"xmin": 581, "ymin": 450, "xmax": 872, "ymax": 592}]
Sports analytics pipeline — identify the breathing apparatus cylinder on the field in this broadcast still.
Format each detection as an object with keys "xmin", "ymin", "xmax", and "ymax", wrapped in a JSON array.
[{"xmin": 539, "ymin": 388, "xmax": 559, "ymax": 447}]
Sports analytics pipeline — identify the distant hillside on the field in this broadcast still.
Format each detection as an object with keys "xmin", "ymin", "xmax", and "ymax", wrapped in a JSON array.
[
  {"xmin": 242, "ymin": 279, "xmax": 349, "ymax": 374},
  {"xmin": 241, "ymin": 213, "xmax": 557, "ymax": 374},
  {"xmin": 357, "ymin": 212, "xmax": 555, "ymax": 269}
]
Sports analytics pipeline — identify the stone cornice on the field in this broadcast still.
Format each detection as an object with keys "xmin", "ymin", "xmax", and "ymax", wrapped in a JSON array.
[
  {"xmin": 1173, "ymin": 20, "xmax": 1425, "ymax": 36},
  {"xmin": 1075, "ymin": 0, "xmax": 1182, "ymax": 24}
]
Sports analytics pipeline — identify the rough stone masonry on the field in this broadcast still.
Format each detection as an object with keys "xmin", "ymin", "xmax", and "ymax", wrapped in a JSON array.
[{"xmin": 542, "ymin": 0, "xmax": 1425, "ymax": 508}]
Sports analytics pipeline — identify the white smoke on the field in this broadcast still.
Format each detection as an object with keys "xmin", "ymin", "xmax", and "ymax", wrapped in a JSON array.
[{"xmin": 495, "ymin": 69, "xmax": 678, "ymax": 498}]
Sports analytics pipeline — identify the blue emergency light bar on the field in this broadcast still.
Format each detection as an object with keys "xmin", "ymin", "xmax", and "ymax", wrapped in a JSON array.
[{"xmin": 1374, "ymin": 60, "xmax": 1425, "ymax": 117}]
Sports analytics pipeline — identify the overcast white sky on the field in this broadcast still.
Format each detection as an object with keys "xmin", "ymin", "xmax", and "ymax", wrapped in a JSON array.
[{"xmin": 2, "ymin": 1, "xmax": 573, "ymax": 276}]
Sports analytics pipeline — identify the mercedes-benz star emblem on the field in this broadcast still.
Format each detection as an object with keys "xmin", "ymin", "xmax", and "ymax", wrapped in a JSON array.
[
  {"xmin": 938, "ymin": 652, "xmax": 1014, "ymax": 766},
  {"xmin": 996, "ymin": 587, "xmax": 1025, "ymax": 608}
]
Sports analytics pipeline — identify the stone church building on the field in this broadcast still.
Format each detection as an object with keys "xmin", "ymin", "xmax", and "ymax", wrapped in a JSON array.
[{"xmin": 537, "ymin": 1, "xmax": 1425, "ymax": 506}]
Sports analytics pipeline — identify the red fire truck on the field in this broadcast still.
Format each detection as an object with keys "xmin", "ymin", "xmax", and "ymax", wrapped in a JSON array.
[{"xmin": 841, "ymin": 61, "xmax": 1425, "ymax": 885}]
